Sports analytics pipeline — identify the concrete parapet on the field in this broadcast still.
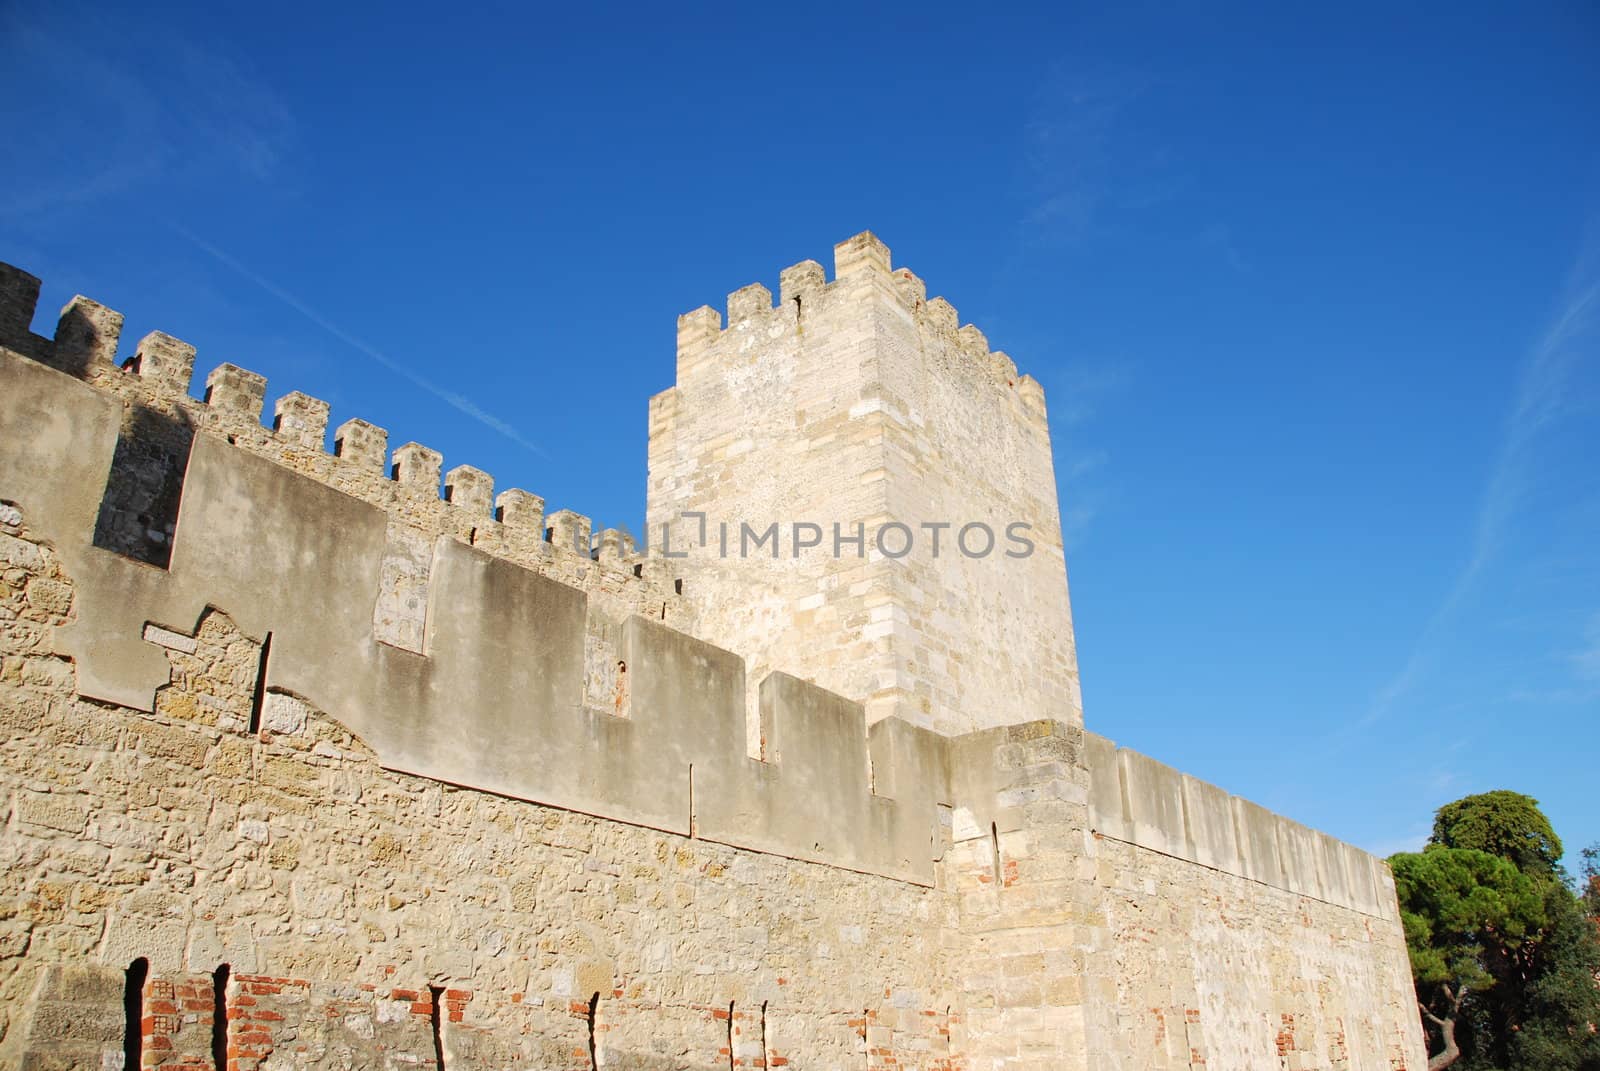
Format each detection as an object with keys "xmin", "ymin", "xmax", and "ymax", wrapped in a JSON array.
[
  {"xmin": 1086, "ymin": 734, "xmax": 1394, "ymax": 918},
  {"xmin": 1182, "ymin": 773, "xmax": 1241, "ymax": 873},
  {"xmin": 1116, "ymin": 747, "xmax": 1187, "ymax": 858},
  {"xmin": 1232, "ymin": 795, "xmax": 1285, "ymax": 888},
  {"xmin": 1276, "ymin": 816, "xmax": 1326, "ymax": 901},
  {"xmin": 0, "ymin": 338, "xmax": 946, "ymax": 883},
  {"xmin": 1084, "ymin": 731, "xmax": 1125, "ymax": 838}
]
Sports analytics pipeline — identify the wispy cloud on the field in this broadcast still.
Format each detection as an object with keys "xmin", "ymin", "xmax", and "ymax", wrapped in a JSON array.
[
  {"xmin": 1020, "ymin": 64, "xmax": 1152, "ymax": 244},
  {"xmin": 1360, "ymin": 228, "xmax": 1600, "ymax": 727},
  {"xmin": 1041, "ymin": 359, "xmax": 1130, "ymax": 549},
  {"xmin": 1198, "ymin": 222, "xmax": 1250, "ymax": 274},
  {"xmin": 171, "ymin": 225, "xmax": 548, "ymax": 458},
  {"xmin": 2, "ymin": 7, "xmax": 295, "ymax": 221},
  {"xmin": 1050, "ymin": 360, "xmax": 1133, "ymax": 428},
  {"xmin": 1572, "ymin": 611, "xmax": 1600, "ymax": 681}
]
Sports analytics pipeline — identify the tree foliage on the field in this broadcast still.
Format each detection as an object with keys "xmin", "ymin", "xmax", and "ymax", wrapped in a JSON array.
[
  {"xmin": 1392, "ymin": 793, "xmax": 1600, "ymax": 1071},
  {"xmin": 1391, "ymin": 847, "xmax": 1546, "ymax": 1069},
  {"xmin": 1582, "ymin": 844, "xmax": 1600, "ymax": 920},
  {"xmin": 1431, "ymin": 790, "xmax": 1564, "ymax": 879},
  {"xmin": 1511, "ymin": 885, "xmax": 1600, "ymax": 1071}
]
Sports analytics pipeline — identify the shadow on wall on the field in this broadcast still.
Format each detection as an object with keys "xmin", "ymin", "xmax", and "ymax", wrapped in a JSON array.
[{"xmin": 92, "ymin": 403, "xmax": 193, "ymax": 569}]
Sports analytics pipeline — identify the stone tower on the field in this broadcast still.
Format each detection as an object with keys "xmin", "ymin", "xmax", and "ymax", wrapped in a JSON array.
[{"xmin": 647, "ymin": 232, "xmax": 1083, "ymax": 744}]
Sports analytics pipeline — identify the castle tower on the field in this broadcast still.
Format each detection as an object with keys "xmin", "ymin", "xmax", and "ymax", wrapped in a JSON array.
[{"xmin": 647, "ymin": 232, "xmax": 1083, "ymax": 743}]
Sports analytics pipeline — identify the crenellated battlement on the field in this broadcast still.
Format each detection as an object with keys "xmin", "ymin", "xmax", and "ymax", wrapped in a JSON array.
[
  {"xmin": 672, "ymin": 231, "xmax": 1045, "ymax": 417},
  {"xmin": 0, "ymin": 324, "xmax": 950, "ymax": 885},
  {"xmin": 0, "ymin": 262, "xmax": 676, "ymax": 624},
  {"xmin": 0, "ymin": 246, "xmax": 1425, "ymax": 1071},
  {"xmin": 650, "ymin": 231, "xmax": 1078, "ymax": 741},
  {"xmin": 0, "ymin": 253, "xmax": 1397, "ymax": 907}
]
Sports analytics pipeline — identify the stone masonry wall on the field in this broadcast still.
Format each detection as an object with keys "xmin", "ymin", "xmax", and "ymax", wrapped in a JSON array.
[
  {"xmin": 0, "ymin": 261, "xmax": 674, "ymax": 691},
  {"xmin": 0, "ymin": 253, "xmax": 1426, "ymax": 1070},
  {"xmin": 940, "ymin": 725, "xmax": 1425, "ymax": 1071},
  {"xmin": 646, "ymin": 233, "xmax": 1081, "ymax": 745},
  {"xmin": 0, "ymin": 506, "xmax": 956, "ymax": 1070},
  {"xmin": 1081, "ymin": 833, "xmax": 1422, "ymax": 1071},
  {"xmin": 0, "ymin": 437, "xmax": 1426, "ymax": 1071}
]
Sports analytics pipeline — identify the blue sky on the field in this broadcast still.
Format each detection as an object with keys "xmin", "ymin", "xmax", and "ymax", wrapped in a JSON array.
[{"xmin": 3, "ymin": 3, "xmax": 1596, "ymax": 864}]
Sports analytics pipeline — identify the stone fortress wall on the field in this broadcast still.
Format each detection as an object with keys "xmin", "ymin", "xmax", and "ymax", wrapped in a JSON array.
[{"xmin": 0, "ymin": 242, "xmax": 1426, "ymax": 1070}]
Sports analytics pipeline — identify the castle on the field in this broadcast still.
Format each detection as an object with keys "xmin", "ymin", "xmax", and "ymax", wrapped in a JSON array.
[{"xmin": 0, "ymin": 233, "xmax": 1427, "ymax": 1070}]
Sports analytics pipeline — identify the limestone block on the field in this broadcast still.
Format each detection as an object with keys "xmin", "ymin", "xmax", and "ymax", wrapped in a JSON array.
[
  {"xmin": 129, "ymin": 331, "xmax": 196, "ymax": 396},
  {"xmin": 205, "ymin": 363, "xmax": 268, "ymax": 420},
  {"xmin": 335, "ymin": 418, "xmax": 388, "ymax": 470},
  {"xmin": 275, "ymin": 390, "xmax": 331, "ymax": 450}
]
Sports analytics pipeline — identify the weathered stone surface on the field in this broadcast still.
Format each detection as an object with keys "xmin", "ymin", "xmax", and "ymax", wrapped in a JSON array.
[
  {"xmin": 0, "ymin": 243, "xmax": 1427, "ymax": 1071},
  {"xmin": 648, "ymin": 232, "xmax": 1083, "ymax": 745}
]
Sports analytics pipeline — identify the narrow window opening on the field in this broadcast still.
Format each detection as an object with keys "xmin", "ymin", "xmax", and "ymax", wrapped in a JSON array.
[
  {"xmin": 390, "ymin": 462, "xmax": 402, "ymax": 481},
  {"xmin": 726, "ymin": 1001, "xmax": 735, "ymax": 1070},
  {"xmin": 429, "ymin": 985, "xmax": 447, "ymax": 1069},
  {"xmin": 544, "ymin": 526, "xmax": 555, "ymax": 544},
  {"xmin": 247, "ymin": 632, "xmax": 272, "ymax": 735},
  {"xmin": 124, "ymin": 957, "xmax": 148, "ymax": 1071},
  {"xmin": 633, "ymin": 563, "xmax": 643, "ymax": 578},
  {"xmin": 793, "ymin": 295, "xmax": 803, "ymax": 320},
  {"xmin": 660, "ymin": 601, "xmax": 667, "ymax": 620},
  {"xmin": 211, "ymin": 964, "xmax": 230, "ymax": 1071},
  {"xmin": 760, "ymin": 1000, "xmax": 769, "ymax": 1071},
  {"xmin": 587, "ymin": 992, "xmax": 600, "ymax": 1071},
  {"xmin": 673, "ymin": 578, "xmax": 684, "ymax": 596},
  {"xmin": 493, "ymin": 504, "xmax": 505, "ymax": 522},
  {"xmin": 468, "ymin": 527, "xmax": 477, "ymax": 546},
  {"xmin": 990, "ymin": 822, "xmax": 1001, "ymax": 885}
]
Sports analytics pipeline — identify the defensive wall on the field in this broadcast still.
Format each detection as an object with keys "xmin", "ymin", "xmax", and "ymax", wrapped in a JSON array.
[{"xmin": 0, "ymin": 247, "xmax": 1425, "ymax": 1070}]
